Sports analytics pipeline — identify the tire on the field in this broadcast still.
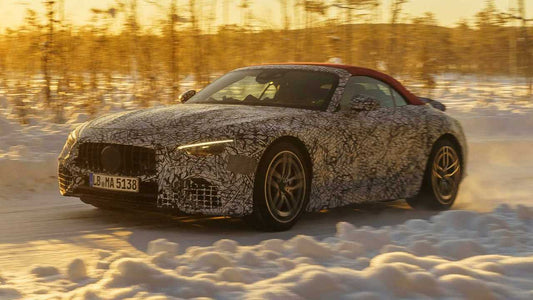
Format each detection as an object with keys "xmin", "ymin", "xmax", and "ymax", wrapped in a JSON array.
[
  {"xmin": 246, "ymin": 141, "xmax": 311, "ymax": 231},
  {"xmin": 406, "ymin": 138, "xmax": 462, "ymax": 210}
]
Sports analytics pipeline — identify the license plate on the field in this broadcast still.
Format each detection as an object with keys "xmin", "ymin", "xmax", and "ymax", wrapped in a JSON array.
[{"xmin": 89, "ymin": 173, "xmax": 140, "ymax": 193}]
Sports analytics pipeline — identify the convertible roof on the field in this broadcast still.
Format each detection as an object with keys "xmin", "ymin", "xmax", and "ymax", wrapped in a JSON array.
[{"xmin": 258, "ymin": 63, "xmax": 424, "ymax": 105}]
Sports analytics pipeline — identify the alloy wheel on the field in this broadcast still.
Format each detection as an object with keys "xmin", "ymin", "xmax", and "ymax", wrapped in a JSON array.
[
  {"xmin": 431, "ymin": 145, "xmax": 461, "ymax": 204},
  {"xmin": 264, "ymin": 150, "xmax": 307, "ymax": 223}
]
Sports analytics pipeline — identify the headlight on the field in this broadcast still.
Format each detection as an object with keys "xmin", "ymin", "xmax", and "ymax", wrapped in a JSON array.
[{"xmin": 177, "ymin": 139, "xmax": 234, "ymax": 156}]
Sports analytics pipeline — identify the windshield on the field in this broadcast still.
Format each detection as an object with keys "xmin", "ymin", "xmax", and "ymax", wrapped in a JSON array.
[{"xmin": 187, "ymin": 69, "xmax": 339, "ymax": 110}]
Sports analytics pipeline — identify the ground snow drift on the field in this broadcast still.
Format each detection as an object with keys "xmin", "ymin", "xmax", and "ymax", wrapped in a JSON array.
[
  {"xmin": 0, "ymin": 113, "xmax": 74, "ymax": 192},
  {"xmin": 2, "ymin": 205, "xmax": 530, "ymax": 299}
]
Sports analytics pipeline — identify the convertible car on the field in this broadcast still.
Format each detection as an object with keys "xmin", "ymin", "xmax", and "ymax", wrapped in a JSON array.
[{"xmin": 58, "ymin": 63, "xmax": 466, "ymax": 231}]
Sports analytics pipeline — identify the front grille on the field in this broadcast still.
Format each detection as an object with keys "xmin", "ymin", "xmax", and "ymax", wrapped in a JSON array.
[
  {"xmin": 177, "ymin": 178, "xmax": 221, "ymax": 210},
  {"xmin": 77, "ymin": 143, "xmax": 156, "ymax": 176}
]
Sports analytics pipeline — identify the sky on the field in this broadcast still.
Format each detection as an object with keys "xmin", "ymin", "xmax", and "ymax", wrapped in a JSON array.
[{"xmin": 0, "ymin": 0, "xmax": 529, "ymax": 32}]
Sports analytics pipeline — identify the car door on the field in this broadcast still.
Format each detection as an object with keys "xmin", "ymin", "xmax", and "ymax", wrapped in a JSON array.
[
  {"xmin": 386, "ymin": 85, "xmax": 429, "ymax": 199},
  {"xmin": 335, "ymin": 76, "xmax": 426, "ymax": 202},
  {"xmin": 330, "ymin": 76, "xmax": 398, "ymax": 204}
]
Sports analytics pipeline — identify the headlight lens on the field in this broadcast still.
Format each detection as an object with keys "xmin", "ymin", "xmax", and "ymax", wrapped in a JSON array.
[{"xmin": 177, "ymin": 139, "xmax": 234, "ymax": 156}]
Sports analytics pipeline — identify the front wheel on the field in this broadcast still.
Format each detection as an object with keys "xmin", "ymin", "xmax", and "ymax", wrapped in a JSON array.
[
  {"xmin": 247, "ymin": 141, "xmax": 311, "ymax": 231},
  {"xmin": 407, "ymin": 139, "xmax": 462, "ymax": 210}
]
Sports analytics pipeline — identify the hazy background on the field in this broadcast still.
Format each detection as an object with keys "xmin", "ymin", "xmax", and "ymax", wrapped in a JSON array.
[
  {"xmin": 1, "ymin": 0, "xmax": 525, "ymax": 29},
  {"xmin": 0, "ymin": 0, "xmax": 531, "ymax": 124}
]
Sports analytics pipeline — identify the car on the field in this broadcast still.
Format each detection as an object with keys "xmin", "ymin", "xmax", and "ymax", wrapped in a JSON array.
[{"xmin": 58, "ymin": 63, "xmax": 467, "ymax": 231}]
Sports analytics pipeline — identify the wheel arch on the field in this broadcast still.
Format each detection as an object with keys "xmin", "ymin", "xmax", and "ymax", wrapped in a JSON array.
[
  {"xmin": 259, "ymin": 136, "xmax": 313, "ymax": 173},
  {"xmin": 252, "ymin": 135, "xmax": 313, "ymax": 190}
]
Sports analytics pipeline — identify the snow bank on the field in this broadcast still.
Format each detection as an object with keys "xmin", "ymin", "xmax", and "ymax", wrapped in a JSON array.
[
  {"xmin": 0, "ymin": 287, "xmax": 21, "ymax": 300},
  {"xmin": 0, "ymin": 113, "xmax": 74, "ymax": 193},
  {"xmin": 7, "ymin": 205, "xmax": 529, "ymax": 299},
  {"xmin": 66, "ymin": 258, "xmax": 87, "ymax": 281}
]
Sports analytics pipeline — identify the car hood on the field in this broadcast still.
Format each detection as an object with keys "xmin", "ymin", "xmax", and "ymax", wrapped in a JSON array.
[{"xmin": 79, "ymin": 104, "xmax": 310, "ymax": 146}]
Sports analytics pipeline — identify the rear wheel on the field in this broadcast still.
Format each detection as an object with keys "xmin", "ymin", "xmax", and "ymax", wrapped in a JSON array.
[
  {"xmin": 247, "ymin": 141, "xmax": 311, "ymax": 231},
  {"xmin": 407, "ymin": 139, "xmax": 462, "ymax": 210}
]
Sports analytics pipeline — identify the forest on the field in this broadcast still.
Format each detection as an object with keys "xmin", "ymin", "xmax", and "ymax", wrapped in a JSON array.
[{"xmin": 0, "ymin": 0, "xmax": 531, "ymax": 123}]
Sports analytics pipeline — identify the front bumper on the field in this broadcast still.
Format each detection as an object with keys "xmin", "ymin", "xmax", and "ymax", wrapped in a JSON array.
[{"xmin": 58, "ymin": 141, "xmax": 258, "ymax": 216}]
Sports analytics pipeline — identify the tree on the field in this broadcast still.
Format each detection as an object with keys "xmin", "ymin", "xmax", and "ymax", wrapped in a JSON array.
[
  {"xmin": 21, "ymin": 9, "xmax": 42, "ymax": 77},
  {"xmin": 301, "ymin": 0, "xmax": 328, "ymax": 61},
  {"xmin": 189, "ymin": 0, "xmax": 202, "ymax": 88},
  {"xmin": 168, "ymin": 0, "xmax": 179, "ymax": 101},
  {"xmin": 500, "ymin": 0, "xmax": 532, "ymax": 96},
  {"xmin": 278, "ymin": 0, "xmax": 292, "ymax": 61},
  {"xmin": 42, "ymin": 0, "xmax": 56, "ymax": 108},
  {"xmin": 388, "ymin": 0, "xmax": 408, "ymax": 75},
  {"xmin": 0, "ymin": 0, "xmax": 530, "ymax": 121},
  {"xmin": 331, "ymin": 0, "xmax": 379, "ymax": 64},
  {"xmin": 411, "ymin": 12, "xmax": 439, "ymax": 92},
  {"xmin": 475, "ymin": 0, "xmax": 509, "ymax": 74},
  {"xmin": 86, "ymin": 5, "xmax": 120, "ymax": 116}
]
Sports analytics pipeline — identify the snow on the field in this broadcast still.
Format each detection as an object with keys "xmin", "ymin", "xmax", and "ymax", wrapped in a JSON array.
[
  {"xmin": 30, "ymin": 266, "xmax": 60, "ymax": 278},
  {"xmin": 0, "ymin": 74, "xmax": 531, "ymax": 298},
  {"xmin": 147, "ymin": 239, "xmax": 180, "ymax": 256},
  {"xmin": 0, "ymin": 287, "xmax": 21, "ymax": 300},
  {"xmin": 1, "ymin": 205, "xmax": 529, "ymax": 299},
  {"xmin": 66, "ymin": 259, "xmax": 87, "ymax": 281}
]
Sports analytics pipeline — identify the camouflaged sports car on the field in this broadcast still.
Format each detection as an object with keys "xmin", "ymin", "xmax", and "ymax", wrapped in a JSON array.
[{"xmin": 58, "ymin": 63, "xmax": 466, "ymax": 231}]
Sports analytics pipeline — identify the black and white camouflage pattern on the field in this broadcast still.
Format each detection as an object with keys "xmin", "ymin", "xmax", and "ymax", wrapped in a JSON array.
[{"xmin": 58, "ymin": 65, "xmax": 467, "ymax": 216}]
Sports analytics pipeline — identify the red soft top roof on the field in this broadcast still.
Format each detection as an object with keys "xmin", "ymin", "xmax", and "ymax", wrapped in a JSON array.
[{"xmin": 258, "ymin": 62, "xmax": 424, "ymax": 105}]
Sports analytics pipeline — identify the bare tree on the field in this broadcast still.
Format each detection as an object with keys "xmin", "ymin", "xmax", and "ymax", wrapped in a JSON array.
[
  {"xmin": 42, "ymin": 0, "xmax": 56, "ymax": 108},
  {"xmin": 168, "ymin": 0, "xmax": 180, "ymax": 101},
  {"xmin": 278, "ymin": 0, "xmax": 291, "ymax": 61},
  {"xmin": 239, "ymin": 0, "xmax": 251, "ymax": 65},
  {"xmin": 189, "ymin": 0, "xmax": 202, "ymax": 89},
  {"xmin": 0, "ymin": 37, "xmax": 6, "ymax": 91},
  {"xmin": 388, "ymin": 0, "xmax": 408, "ymax": 75},
  {"xmin": 301, "ymin": 0, "xmax": 328, "ymax": 61},
  {"xmin": 21, "ymin": 9, "xmax": 42, "ymax": 80},
  {"xmin": 86, "ymin": 6, "xmax": 119, "ymax": 115},
  {"xmin": 411, "ymin": 12, "xmax": 439, "ymax": 92},
  {"xmin": 122, "ymin": 0, "xmax": 141, "ymax": 101},
  {"xmin": 510, "ymin": 0, "xmax": 532, "ymax": 96},
  {"xmin": 54, "ymin": 0, "xmax": 69, "ymax": 123},
  {"xmin": 331, "ymin": 0, "xmax": 379, "ymax": 64}
]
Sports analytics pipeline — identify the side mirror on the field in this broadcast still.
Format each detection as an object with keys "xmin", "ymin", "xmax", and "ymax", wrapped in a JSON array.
[
  {"xmin": 178, "ymin": 90, "xmax": 196, "ymax": 103},
  {"xmin": 419, "ymin": 97, "xmax": 446, "ymax": 111},
  {"xmin": 350, "ymin": 95, "xmax": 380, "ymax": 112}
]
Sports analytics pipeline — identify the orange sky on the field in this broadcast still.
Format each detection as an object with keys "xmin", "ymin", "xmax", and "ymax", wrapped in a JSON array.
[{"xmin": 0, "ymin": 0, "xmax": 529, "ymax": 31}]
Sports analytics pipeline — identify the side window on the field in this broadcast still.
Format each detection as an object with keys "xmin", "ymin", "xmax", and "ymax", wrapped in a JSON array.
[
  {"xmin": 259, "ymin": 82, "xmax": 278, "ymax": 100},
  {"xmin": 391, "ymin": 88, "xmax": 408, "ymax": 106},
  {"xmin": 339, "ymin": 77, "xmax": 361, "ymax": 110},
  {"xmin": 210, "ymin": 75, "xmax": 266, "ymax": 101},
  {"xmin": 339, "ymin": 76, "xmax": 396, "ymax": 110}
]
